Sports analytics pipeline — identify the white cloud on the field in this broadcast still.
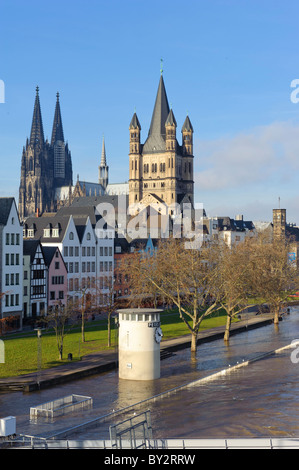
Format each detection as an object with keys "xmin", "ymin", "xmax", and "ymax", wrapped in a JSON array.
[{"xmin": 194, "ymin": 121, "xmax": 299, "ymax": 191}]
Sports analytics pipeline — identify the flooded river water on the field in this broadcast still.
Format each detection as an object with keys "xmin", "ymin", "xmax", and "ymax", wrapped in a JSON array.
[{"xmin": 1, "ymin": 308, "xmax": 299, "ymax": 441}]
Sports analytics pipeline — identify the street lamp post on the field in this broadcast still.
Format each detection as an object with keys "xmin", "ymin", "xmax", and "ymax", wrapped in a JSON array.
[{"xmin": 34, "ymin": 328, "xmax": 43, "ymax": 387}]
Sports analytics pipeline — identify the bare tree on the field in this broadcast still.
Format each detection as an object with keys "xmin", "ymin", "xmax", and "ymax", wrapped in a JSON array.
[
  {"xmin": 42, "ymin": 301, "xmax": 78, "ymax": 360},
  {"xmin": 72, "ymin": 276, "xmax": 95, "ymax": 343},
  {"xmin": 248, "ymin": 236, "xmax": 298, "ymax": 325},
  {"xmin": 210, "ymin": 239, "xmax": 258, "ymax": 342},
  {"xmin": 120, "ymin": 238, "xmax": 220, "ymax": 353}
]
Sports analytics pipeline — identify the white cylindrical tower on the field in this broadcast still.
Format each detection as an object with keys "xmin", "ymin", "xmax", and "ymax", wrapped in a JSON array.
[{"xmin": 117, "ymin": 308, "xmax": 163, "ymax": 381}]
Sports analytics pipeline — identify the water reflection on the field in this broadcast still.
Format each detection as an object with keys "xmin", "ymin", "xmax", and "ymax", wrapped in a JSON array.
[{"xmin": 1, "ymin": 309, "xmax": 299, "ymax": 439}]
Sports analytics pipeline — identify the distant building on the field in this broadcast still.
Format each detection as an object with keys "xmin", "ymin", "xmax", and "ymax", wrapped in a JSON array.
[
  {"xmin": 0, "ymin": 198, "xmax": 23, "ymax": 330},
  {"xmin": 272, "ymin": 207, "xmax": 299, "ymax": 267},
  {"xmin": 202, "ymin": 214, "xmax": 256, "ymax": 247},
  {"xmin": 106, "ymin": 182, "xmax": 129, "ymax": 196}
]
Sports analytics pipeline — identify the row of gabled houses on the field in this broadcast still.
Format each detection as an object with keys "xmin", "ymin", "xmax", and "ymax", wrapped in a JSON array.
[{"xmin": 0, "ymin": 196, "xmax": 115, "ymax": 331}]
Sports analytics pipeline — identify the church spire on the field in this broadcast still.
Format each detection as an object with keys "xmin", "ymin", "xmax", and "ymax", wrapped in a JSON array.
[
  {"xmin": 143, "ymin": 74, "xmax": 170, "ymax": 153},
  {"xmin": 148, "ymin": 74, "xmax": 170, "ymax": 138},
  {"xmin": 30, "ymin": 86, "xmax": 44, "ymax": 146},
  {"xmin": 51, "ymin": 92, "xmax": 64, "ymax": 145},
  {"xmin": 98, "ymin": 135, "xmax": 109, "ymax": 189},
  {"xmin": 100, "ymin": 135, "xmax": 107, "ymax": 166}
]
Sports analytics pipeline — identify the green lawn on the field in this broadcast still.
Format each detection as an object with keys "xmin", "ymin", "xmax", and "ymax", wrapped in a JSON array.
[
  {"xmin": 160, "ymin": 308, "xmax": 233, "ymax": 339},
  {"xmin": 0, "ymin": 310, "xmax": 232, "ymax": 379},
  {"xmin": 0, "ymin": 319, "xmax": 118, "ymax": 378}
]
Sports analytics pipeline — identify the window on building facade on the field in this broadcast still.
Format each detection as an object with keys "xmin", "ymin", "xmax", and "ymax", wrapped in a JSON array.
[{"xmin": 33, "ymin": 270, "xmax": 44, "ymax": 279}]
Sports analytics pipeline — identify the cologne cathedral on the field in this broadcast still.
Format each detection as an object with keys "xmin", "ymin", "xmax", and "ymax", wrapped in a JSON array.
[{"xmin": 18, "ymin": 87, "xmax": 73, "ymax": 220}]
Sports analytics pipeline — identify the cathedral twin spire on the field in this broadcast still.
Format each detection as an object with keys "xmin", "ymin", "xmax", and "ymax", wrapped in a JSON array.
[
  {"xmin": 29, "ymin": 86, "xmax": 65, "ymax": 148},
  {"xmin": 30, "ymin": 86, "xmax": 44, "ymax": 146},
  {"xmin": 19, "ymin": 87, "xmax": 72, "ymax": 221},
  {"xmin": 51, "ymin": 92, "xmax": 64, "ymax": 145}
]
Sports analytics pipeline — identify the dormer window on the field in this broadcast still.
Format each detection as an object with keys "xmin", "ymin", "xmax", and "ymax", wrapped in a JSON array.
[
  {"xmin": 52, "ymin": 228, "xmax": 59, "ymax": 237},
  {"xmin": 43, "ymin": 228, "xmax": 51, "ymax": 238}
]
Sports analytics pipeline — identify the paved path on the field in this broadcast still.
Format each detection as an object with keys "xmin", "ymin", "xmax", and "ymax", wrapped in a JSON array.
[{"xmin": 0, "ymin": 313, "xmax": 275, "ymax": 392}]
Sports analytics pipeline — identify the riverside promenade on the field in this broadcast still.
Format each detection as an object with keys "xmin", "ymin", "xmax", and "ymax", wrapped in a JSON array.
[{"xmin": 0, "ymin": 313, "xmax": 275, "ymax": 393}]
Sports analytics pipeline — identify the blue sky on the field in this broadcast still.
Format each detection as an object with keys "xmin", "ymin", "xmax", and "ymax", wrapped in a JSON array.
[{"xmin": 1, "ymin": 0, "xmax": 299, "ymax": 224}]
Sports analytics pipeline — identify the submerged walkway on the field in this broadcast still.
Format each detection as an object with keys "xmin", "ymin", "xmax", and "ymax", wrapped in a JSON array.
[{"xmin": 0, "ymin": 313, "xmax": 274, "ymax": 392}]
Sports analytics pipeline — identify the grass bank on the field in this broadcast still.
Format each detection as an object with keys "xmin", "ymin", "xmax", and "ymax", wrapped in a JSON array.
[{"xmin": 0, "ymin": 309, "xmax": 234, "ymax": 379}]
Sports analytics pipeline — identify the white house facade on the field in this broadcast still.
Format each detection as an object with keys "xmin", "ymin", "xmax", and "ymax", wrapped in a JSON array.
[{"xmin": 0, "ymin": 198, "xmax": 23, "ymax": 330}]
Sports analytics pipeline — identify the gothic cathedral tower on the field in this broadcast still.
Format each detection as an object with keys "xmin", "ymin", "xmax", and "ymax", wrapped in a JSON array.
[
  {"xmin": 129, "ymin": 72, "xmax": 194, "ymax": 211},
  {"xmin": 18, "ymin": 88, "xmax": 72, "ymax": 220}
]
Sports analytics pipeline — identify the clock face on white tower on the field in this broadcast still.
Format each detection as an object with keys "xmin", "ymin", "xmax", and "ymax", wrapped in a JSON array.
[{"xmin": 155, "ymin": 327, "xmax": 163, "ymax": 343}]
